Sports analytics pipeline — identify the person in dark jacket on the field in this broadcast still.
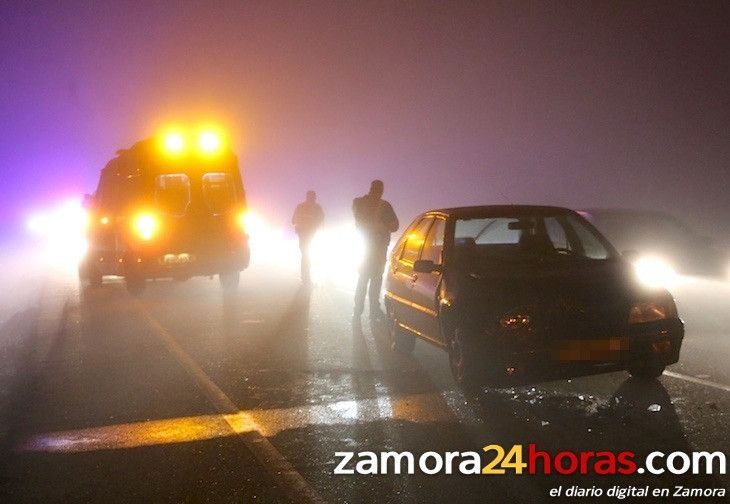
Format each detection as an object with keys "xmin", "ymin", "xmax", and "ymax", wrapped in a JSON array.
[
  {"xmin": 292, "ymin": 190, "xmax": 324, "ymax": 283},
  {"xmin": 352, "ymin": 180, "xmax": 398, "ymax": 319}
]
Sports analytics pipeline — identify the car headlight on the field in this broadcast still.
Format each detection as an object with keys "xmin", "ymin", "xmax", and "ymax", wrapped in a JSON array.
[
  {"xmin": 628, "ymin": 299, "xmax": 678, "ymax": 324},
  {"xmin": 633, "ymin": 256, "xmax": 678, "ymax": 289},
  {"xmin": 133, "ymin": 213, "xmax": 159, "ymax": 241}
]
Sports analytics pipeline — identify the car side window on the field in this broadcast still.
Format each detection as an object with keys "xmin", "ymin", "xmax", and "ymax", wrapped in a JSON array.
[
  {"xmin": 400, "ymin": 218, "xmax": 433, "ymax": 265},
  {"xmin": 545, "ymin": 217, "xmax": 570, "ymax": 251},
  {"xmin": 420, "ymin": 218, "xmax": 445, "ymax": 265}
]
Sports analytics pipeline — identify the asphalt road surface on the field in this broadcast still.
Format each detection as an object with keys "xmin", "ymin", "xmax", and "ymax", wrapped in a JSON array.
[{"xmin": 0, "ymin": 261, "xmax": 728, "ymax": 503}]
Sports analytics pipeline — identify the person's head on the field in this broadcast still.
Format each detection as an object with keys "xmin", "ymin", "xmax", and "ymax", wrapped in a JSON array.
[
  {"xmin": 306, "ymin": 190, "xmax": 316, "ymax": 203},
  {"xmin": 368, "ymin": 179, "xmax": 384, "ymax": 199}
]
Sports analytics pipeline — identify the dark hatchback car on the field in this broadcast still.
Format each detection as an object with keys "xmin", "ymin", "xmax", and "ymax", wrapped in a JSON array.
[{"xmin": 384, "ymin": 206, "xmax": 684, "ymax": 389}]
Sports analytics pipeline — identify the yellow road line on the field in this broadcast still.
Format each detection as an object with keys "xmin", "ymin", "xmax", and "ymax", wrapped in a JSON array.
[{"xmin": 18, "ymin": 392, "xmax": 455, "ymax": 454}]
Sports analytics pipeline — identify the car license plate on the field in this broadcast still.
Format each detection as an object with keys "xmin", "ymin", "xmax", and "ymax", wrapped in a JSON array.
[
  {"xmin": 161, "ymin": 253, "xmax": 195, "ymax": 265},
  {"xmin": 554, "ymin": 337, "xmax": 628, "ymax": 362}
]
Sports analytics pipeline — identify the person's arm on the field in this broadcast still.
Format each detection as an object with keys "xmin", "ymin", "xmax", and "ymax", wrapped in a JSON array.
[
  {"xmin": 292, "ymin": 205, "xmax": 301, "ymax": 226},
  {"xmin": 352, "ymin": 198, "xmax": 366, "ymax": 229},
  {"xmin": 383, "ymin": 201, "xmax": 399, "ymax": 233},
  {"xmin": 314, "ymin": 204, "xmax": 324, "ymax": 229}
]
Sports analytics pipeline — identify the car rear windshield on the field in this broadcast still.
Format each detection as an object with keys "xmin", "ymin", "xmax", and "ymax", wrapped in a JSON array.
[
  {"xmin": 155, "ymin": 174, "xmax": 191, "ymax": 216},
  {"xmin": 454, "ymin": 213, "xmax": 615, "ymax": 262},
  {"xmin": 202, "ymin": 172, "xmax": 236, "ymax": 215}
]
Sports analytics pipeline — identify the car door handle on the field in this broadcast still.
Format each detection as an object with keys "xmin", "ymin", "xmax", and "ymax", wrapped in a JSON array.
[{"xmin": 410, "ymin": 274, "xmax": 418, "ymax": 282}]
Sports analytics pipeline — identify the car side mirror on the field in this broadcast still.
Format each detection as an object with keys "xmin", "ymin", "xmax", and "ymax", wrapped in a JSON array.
[{"xmin": 413, "ymin": 259, "xmax": 441, "ymax": 273}]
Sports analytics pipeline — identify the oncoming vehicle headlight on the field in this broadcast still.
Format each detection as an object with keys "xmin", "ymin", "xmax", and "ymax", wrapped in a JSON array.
[
  {"xmin": 240, "ymin": 210, "xmax": 264, "ymax": 235},
  {"xmin": 633, "ymin": 256, "xmax": 678, "ymax": 289},
  {"xmin": 628, "ymin": 300, "xmax": 678, "ymax": 324},
  {"xmin": 133, "ymin": 213, "xmax": 159, "ymax": 241}
]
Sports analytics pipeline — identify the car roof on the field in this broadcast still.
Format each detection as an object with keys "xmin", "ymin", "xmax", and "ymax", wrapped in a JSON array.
[
  {"xmin": 423, "ymin": 205, "xmax": 578, "ymax": 219},
  {"xmin": 100, "ymin": 138, "xmax": 163, "ymax": 170},
  {"xmin": 101, "ymin": 137, "xmax": 237, "ymax": 173}
]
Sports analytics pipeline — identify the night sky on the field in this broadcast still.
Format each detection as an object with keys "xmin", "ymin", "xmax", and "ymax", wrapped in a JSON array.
[{"xmin": 1, "ymin": 1, "xmax": 728, "ymax": 240}]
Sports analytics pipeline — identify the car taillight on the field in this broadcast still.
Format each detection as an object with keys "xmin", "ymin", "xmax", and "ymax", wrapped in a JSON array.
[
  {"xmin": 132, "ymin": 213, "xmax": 159, "ymax": 241},
  {"xmin": 236, "ymin": 210, "xmax": 247, "ymax": 232}
]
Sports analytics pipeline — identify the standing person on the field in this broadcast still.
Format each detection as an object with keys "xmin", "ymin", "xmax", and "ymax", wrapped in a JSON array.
[
  {"xmin": 292, "ymin": 190, "xmax": 324, "ymax": 283},
  {"xmin": 352, "ymin": 179, "xmax": 399, "ymax": 320}
]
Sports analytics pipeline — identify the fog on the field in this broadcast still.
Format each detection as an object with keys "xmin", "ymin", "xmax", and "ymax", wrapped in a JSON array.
[{"xmin": 1, "ymin": 1, "xmax": 728, "ymax": 240}]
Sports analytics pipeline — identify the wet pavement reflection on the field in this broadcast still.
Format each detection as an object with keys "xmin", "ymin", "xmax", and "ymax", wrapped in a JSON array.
[{"xmin": 0, "ymin": 267, "xmax": 728, "ymax": 502}]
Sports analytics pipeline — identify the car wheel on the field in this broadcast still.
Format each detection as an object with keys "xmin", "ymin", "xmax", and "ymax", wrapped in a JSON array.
[
  {"xmin": 387, "ymin": 313, "xmax": 415, "ymax": 354},
  {"xmin": 125, "ymin": 274, "xmax": 146, "ymax": 296},
  {"xmin": 628, "ymin": 363, "xmax": 666, "ymax": 379},
  {"xmin": 88, "ymin": 268, "xmax": 102, "ymax": 288},
  {"xmin": 447, "ymin": 327, "xmax": 484, "ymax": 393},
  {"xmin": 80, "ymin": 265, "xmax": 102, "ymax": 288},
  {"xmin": 219, "ymin": 271, "xmax": 240, "ymax": 292}
]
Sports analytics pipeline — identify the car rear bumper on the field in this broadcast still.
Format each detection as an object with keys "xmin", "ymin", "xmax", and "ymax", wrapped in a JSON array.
[
  {"xmin": 476, "ymin": 318, "xmax": 684, "ymax": 385},
  {"xmin": 137, "ymin": 248, "xmax": 250, "ymax": 278},
  {"xmin": 85, "ymin": 244, "xmax": 250, "ymax": 279}
]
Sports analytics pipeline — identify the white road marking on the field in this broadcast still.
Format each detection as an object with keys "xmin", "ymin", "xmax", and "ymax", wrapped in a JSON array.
[
  {"xmin": 134, "ymin": 302, "xmax": 325, "ymax": 504},
  {"xmin": 663, "ymin": 370, "xmax": 730, "ymax": 393}
]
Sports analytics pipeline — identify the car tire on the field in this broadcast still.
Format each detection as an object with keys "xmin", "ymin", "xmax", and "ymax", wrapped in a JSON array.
[
  {"xmin": 387, "ymin": 313, "xmax": 416, "ymax": 354},
  {"xmin": 125, "ymin": 274, "xmax": 146, "ymax": 296},
  {"xmin": 628, "ymin": 363, "xmax": 666, "ymax": 379},
  {"xmin": 88, "ymin": 268, "xmax": 102, "ymax": 288},
  {"xmin": 447, "ymin": 326, "xmax": 484, "ymax": 393},
  {"xmin": 219, "ymin": 271, "xmax": 240, "ymax": 292},
  {"xmin": 80, "ymin": 265, "xmax": 102, "ymax": 288}
]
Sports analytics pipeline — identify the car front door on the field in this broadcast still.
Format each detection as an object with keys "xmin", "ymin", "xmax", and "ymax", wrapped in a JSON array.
[
  {"xmin": 386, "ymin": 217, "xmax": 434, "ymax": 332},
  {"xmin": 410, "ymin": 216, "xmax": 446, "ymax": 344}
]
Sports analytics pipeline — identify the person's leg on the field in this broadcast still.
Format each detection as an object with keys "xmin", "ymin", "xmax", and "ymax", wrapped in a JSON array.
[
  {"xmin": 368, "ymin": 246, "xmax": 387, "ymax": 317},
  {"xmin": 368, "ymin": 270, "xmax": 383, "ymax": 315},
  {"xmin": 354, "ymin": 239, "xmax": 374, "ymax": 316},
  {"xmin": 354, "ymin": 270, "xmax": 368, "ymax": 316},
  {"xmin": 299, "ymin": 234, "xmax": 311, "ymax": 282}
]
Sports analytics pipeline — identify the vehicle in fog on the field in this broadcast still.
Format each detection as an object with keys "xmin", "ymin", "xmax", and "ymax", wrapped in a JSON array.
[
  {"xmin": 580, "ymin": 209, "xmax": 729, "ymax": 281},
  {"xmin": 384, "ymin": 206, "xmax": 684, "ymax": 389},
  {"xmin": 79, "ymin": 128, "xmax": 250, "ymax": 294}
]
